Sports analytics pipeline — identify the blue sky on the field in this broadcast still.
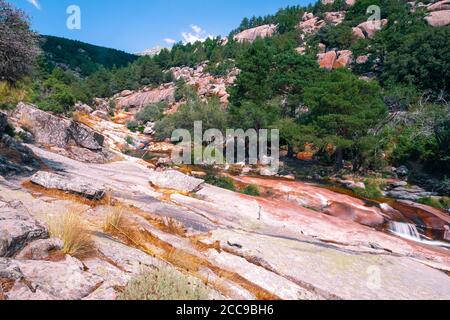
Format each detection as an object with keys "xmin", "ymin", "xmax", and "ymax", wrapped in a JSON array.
[{"xmin": 9, "ymin": 0, "xmax": 313, "ymax": 53}]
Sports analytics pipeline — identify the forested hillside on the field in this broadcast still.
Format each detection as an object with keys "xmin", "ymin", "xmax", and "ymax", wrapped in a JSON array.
[{"xmin": 40, "ymin": 35, "xmax": 138, "ymax": 76}]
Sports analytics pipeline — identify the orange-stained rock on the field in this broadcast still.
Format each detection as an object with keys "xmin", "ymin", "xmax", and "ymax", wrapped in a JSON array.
[
  {"xmin": 234, "ymin": 176, "xmax": 387, "ymax": 228},
  {"xmin": 318, "ymin": 51, "xmax": 337, "ymax": 70},
  {"xmin": 296, "ymin": 151, "xmax": 314, "ymax": 161},
  {"xmin": 324, "ymin": 201, "xmax": 385, "ymax": 227},
  {"xmin": 333, "ymin": 50, "xmax": 353, "ymax": 69},
  {"xmin": 426, "ymin": 10, "xmax": 450, "ymax": 26},
  {"xmin": 233, "ymin": 24, "xmax": 277, "ymax": 43}
]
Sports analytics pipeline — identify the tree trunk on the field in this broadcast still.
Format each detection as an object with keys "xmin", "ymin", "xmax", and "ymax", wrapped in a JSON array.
[{"xmin": 334, "ymin": 147, "xmax": 344, "ymax": 170}]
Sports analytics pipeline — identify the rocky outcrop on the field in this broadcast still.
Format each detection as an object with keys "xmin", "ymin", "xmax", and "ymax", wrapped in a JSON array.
[
  {"xmin": 318, "ymin": 50, "xmax": 353, "ymax": 70},
  {"xmin": 298, "ymin": 13, "xmax": 325, "ymax": 36},
  {"xmin": 324, "ymin": 11, "xmax": 346, "ymax": 25},
  {"xmin": 333, "ymin": 50, "xmax": 353, "ymax": 69},
  {"xmin": 0, "ymin": 198, "xmax": 48, "ymax": 257},
  {"xmin": 148, "ymin": 170, "xmax": 204, "ymax": 193},
  {"xmin": 30, "ymin": 171, "xmax": 107, "ymax": 200},
  {"xmin": 74, "ymin": 102, "xmax": 93, "ymax": 114},
  {"xmin": 385, "ymin": 182, "xmax": 435, "ymax": 201},
  {"xmin": 353, "ymin": 19, "xmax": 388, "ymax": 39},
  {"xmin": 11, "ymin": 103, "xmax": 110, "ymax": 163},
  {"xmin": 15, "ymin": 238, "xmax": 63, "ymax": 261},
  {"xmin": 233, "ymin": 24, "xmax": 277, "ymax": 43},
  {"xmin": 426, "ymin": 10, "xmax": 450, "ymax": 27},
  {"xmin": 318, "ymin": 51, "xmax": 337, "ymax": 70},
  {"xmin": 171, "ymin": 63, "xmax": 238, "ymax": 105},
  {"xmin": 115, "ymin": 84, "xmax": 175, "ymax": 110},
  {"xmin": 2, "ymin": 256, "xmax": 103, "ymax": 300}
]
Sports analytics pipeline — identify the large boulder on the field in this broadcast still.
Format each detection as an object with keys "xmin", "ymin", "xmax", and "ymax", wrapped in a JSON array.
[
  {"xmin": 68, "ymin": 122, "xmax": 104, "ymax": 151},
  {"xmin": 426, "ymin": 10, "xmax": 450, "ymax": 27},
  {"xmin": 148, "ymin": 170, "xmax": 205, "ymax": 193},
  {"xmin": 298, "ymin": 14, "xmax": 325, "ymax": 35},
  {"xmin": 4, "ymin": 256, "xmax": 102, "ymax": 300},
  {"xmin": 30, "ymin": 171, "xmax": 107, "ymax": 200},
  {"xmin": 12, "ymin": 103, "xmax": 70, "ymax": 148},
  {"xmin": 115, "ymin": 85, "xmax": 175, "ymax": 110},
  {"xmin": 333, "ymin": 50, "xmax": 353, "ymax": 69},
  {"xmin": 318, "ymin": 51, "xmax": 337, "ymax": 70},
  {"xmin": 15, "ymin": 238, "xmax": 63, "ymax": 261},
  {"xmin": 12, "ymin": 103, "xmax": 104, "ymax": 151},
  {"xmin": 233, "ymin": 24, "xmax": 277, "ymax": 43},
  {"xmin": 353, "ymin": 19, "xmax": 388, "ymax": 38},
  {"xmin": 0, "ymin": 198, "xmax": 48, "ymax": 257}
]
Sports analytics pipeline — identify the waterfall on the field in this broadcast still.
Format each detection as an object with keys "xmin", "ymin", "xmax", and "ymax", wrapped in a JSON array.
[{"xmin": 388, "ymin": 222, "xmax": 421, "ymax": 241}]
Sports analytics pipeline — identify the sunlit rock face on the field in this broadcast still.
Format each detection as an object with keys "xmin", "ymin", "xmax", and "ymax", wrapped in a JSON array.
[{"xmin": 233, "ymin": 24, "xmax": 277, "ymax": 43}]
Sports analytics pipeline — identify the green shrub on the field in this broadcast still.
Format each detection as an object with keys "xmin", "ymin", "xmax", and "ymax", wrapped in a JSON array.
[
  {"xmin": 135, "ymin": 102, "xmax": 167, "ymax": 123},
  {"xmin": 418, "ymin": 197, "xmax": 450, "ymax": 211},
  {"xmin": 241, "ymin": 184, "xmax": 260, "ymax": 196},
  {"xmin": 353, "ymin": 179, "xmax": 385, "ymax": 199},
  {"xmin": 126, "ymin": 120, "xmax": 139, "ymax": 132},
  {"xmin": 119, "ymin": 267, "xmax": 210, "ymax": 300},
  {"xmin": 125, "ymin": 135, "xmax": 133, "ymax": 145},
  {"xmin": 205, "ymin": 175, "xmax": 236, "ymax": 191}
]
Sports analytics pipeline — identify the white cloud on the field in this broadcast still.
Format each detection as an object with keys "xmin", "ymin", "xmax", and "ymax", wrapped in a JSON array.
[
  {"xmin": 181, "ymin": 24, "xmax": 213, "ymax": 44},
  {"xmin": 27, "ymin": 0, "xmax": 41, "ymax": 10},
  {"xmin": 163, "ymin": 38, "xmax": 176, "ymax": 45}
]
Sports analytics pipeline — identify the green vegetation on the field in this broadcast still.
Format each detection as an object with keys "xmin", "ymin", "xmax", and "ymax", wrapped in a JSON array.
[
  {"xmin": 242, "ymin": 184, "xmax": 261, "ymax": 196},
  {"xmin": 119, "ymin": 267, "xmax": 210, "ymax": 300},
  {"xmin": 204, "ymin": 175, "xmax": 236, "ymax": 192},
  {"xmin": 418, "ymin": 197, "xmax": 450, "ymax": 211},
  {"xmin": 352, "ymin": 179, "xmax": 386, "ymax": 199},
  {"xmin": 40, "ymin": 35, "xmax": 138, "ymax": 76},
  {"xmin": 135, "ymin": 102, "xmax": 167, "ymax": 124}
]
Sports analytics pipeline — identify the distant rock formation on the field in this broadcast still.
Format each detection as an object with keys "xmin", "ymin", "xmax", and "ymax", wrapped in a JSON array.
[
  {"xmin": 318, "ymin": 50, "xmax": 353, "ymax": 70},
  {"xmin": 352, "ymin": 19, "xmax": 388, "ymax": 39},
  {"xmin": 426, "ymin": 10, "xmax": 450, "ymax": 27},
  {"xmin": 298, "ymin": 13, "xmax": 325, "ymax": 36},
  {"xmin": 233, "ymin": 24, "xmax": 277, "ymax": 43},
  {"xmin": 136, "ymin": 45, "xmax": 169, "ymax": 57},
  {"xmin": 115, "ymin": 84, "xmax": 176, "ymax": 110}
]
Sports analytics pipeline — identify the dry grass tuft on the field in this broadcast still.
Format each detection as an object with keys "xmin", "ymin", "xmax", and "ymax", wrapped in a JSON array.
[
  {"xmin": 103, "ymin": 207, "xmax": 124, "ymax": 233},
  {"xmin": 47, "ymin": 211, "xmax": 94, "ymax": 259}
]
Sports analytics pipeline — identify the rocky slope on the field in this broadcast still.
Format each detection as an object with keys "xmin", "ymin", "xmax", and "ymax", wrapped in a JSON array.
[{"xmin": 1, "ymin": 106, "xmax": 450, "ymax": 300}]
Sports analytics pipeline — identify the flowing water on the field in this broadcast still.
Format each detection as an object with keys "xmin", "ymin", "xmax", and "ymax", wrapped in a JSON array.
[{"xmin": 388, "ymin": 221, "xmax": 450, "ymax": 248}]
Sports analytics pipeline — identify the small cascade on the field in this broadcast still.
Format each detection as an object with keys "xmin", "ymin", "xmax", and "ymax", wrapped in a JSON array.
[{"xmin": 388, "ymin": 222, "xmax": 421, "ymax": 241}]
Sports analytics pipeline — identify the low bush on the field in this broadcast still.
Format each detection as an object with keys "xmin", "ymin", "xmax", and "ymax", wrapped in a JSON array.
[
  {"xmin": 119, "ymin": 267, "xmax": 210, "ymax": 300},
  {"xmin": 241, "ymin": 184, "xmax": 260, "ymax": 196}
]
